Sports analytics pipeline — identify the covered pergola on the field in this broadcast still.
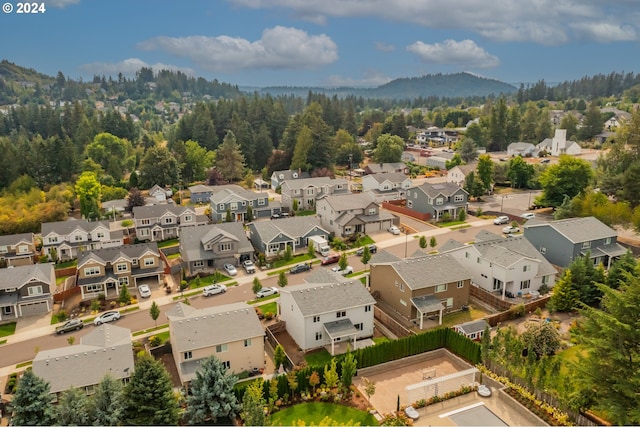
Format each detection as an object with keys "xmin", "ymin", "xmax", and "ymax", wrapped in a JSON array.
[
  {"xmin": 323, "ymin": 319, "xmax": 358, "ymax": 356},
  {"xmin": 411, "ymin": 295, "xmax": 444, "ymax": 329}
]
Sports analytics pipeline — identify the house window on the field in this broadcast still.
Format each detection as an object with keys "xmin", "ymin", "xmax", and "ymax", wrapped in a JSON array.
[
  {"xmin": 216, "ymin": 344, "xmax": 228, "ymax": 353},
  {"xmin": 540, "ymin": 247, "xmax": 546, "ymax": 254},
  {"xmin": 184, "ymin": 215, "xmax": 192, "ymax": 222},
  {"xmin": 75, "ymin": 235, "xmax": 83, "ymax": 241},
  {"xmin": 315, "ymin": 332, "xmax": 323, "ymax": 341},
  {"xmin": 84, "ymin": 267, "xmax": 101, "ymax": 276},
  {"xmin": 48, "ymin": 236, "xmax": 58, "ymax": 243},
  {"xmin": 132, "ymin": 258, "xmax": 138, "ymax": 265},
  {"xmin": 457, "ymin": 281, "xmax": 464, "ymax": 288},
  {"xmin": 116, "ymin": 263, "xmax": 128, "ymax": 272},
  {"xmin": 477, "ymin": 257, "xmax": 480, "ymax": 263},
  {"xmin": 336, "ymin": 311, "xmax": 346, "ymax": 318},
  {"xmin": 258, "ymin": 198, "xmax": 266, "ymax": 206},
  {"xmin": 241, "ymin": 201, "xmax": 246, "ymax": 206},
  {"xmin": 399, "ymin": 282, "xmax": 404, "ymax": 292},
  {"xmin": 17, "ymin": 245, "xmax": 29, "ymax": 253},
  {"xmin": 436, "ymin": 197, "xmax": 444, "ymax": 205},
  {"xmin": 493, "ymin": 278, "xmax": 503, "ymax": 290},
  {"xmin": 222, "ymin": 361, "xmax": 231, "ymax": 370},
  {"xmin": 454, "ymin": 194, "xmax": 464, "ymax": 202},
  {"xmin": 139, "ymin": 229, "xmax": 149, "ymax": 237},
  {"xmin": 441, "ymin": 298, "xmax": 453, "ymax": 308},
  {"xmin": 86, "ymin": 283, "xmax": 102, "ymax": 293},
  {"xmin": 465, "ymin": 252, "xmax": 469, "ymax": 258},
  {"xmin": 244, "ymin": 338, "xmax": 252, "ymax": 347},
  {"xmin": 219, "ymin": 243, "xmax": 232, "ymax": 251},
  {"xmin": 407, "ymin": 200, "xmax": 413, "ymax": 208},
  {"xmin": 0, "ymin": 246, "xmax": 6, "ymax": 254},
  {"xmin": 365, "ymin": 305, "xmax": 372, "ymax": 312},
  {"xmin": 520, "ymin": 280, "xmax": 531, "ymax": 290},
  {"xmin": 118, "ymin": 277, "xmax": 129, "ymax": 286},
  {"xmin": 400, "ymin": 299, "xmax": 407, "ymax": 306},
  {"xmin": 2, "ymin": 306, "xmax": 12, "ymax": 315},
  {"xmin": 231, "ymin": 202, "xmax": 238, "ymax": 210},
  {"xmin": 96, "ymin": 232, "xmax": 105, "ymax": 239},
  {"xmin": 435, "ymin": 284, "xmax": 447, "ymax": 293},
  {"xmin": 219, "ymin": 204, "xmax": 224, "ymax": 210},
  {"xmin": 307, "ymin": 188, "xmax": 314, "ymax": 195},
  {"xmin": 193, "ymin": 260, "xmax": 204, "ymax": 268},
  {"xmin": 542, "ymin": 275, "xmax": 549, "ymax": 285},
  {"xmin": 368, "ymin": 208, "xmax": 376, "ymax": 215},
  {"xmin": 143, "ymin": 257, "xmax": 155, "ymax": 266},
  {"xmin": 184, "ymin": 351, "xmax": 192, "ymax": 360},
  {"xmin": 355, "ymin": 323, "xmax": 363, "ymax": 331},
  {"xmin": 523, "ymin": 265, "xmax": 529, "ymax": 272},
  {"xmin": 582, "ymin": 241, "xmax": 591, "ymax": 249},
  {"xmin": 163, "ymin": 217, "xmax": 174, "ymax": 224},
  {"xmin": 28, "ymin": 285, "xmax": 43, "ymax": 296},
  {"xmin": 141, "ymin": 219, "xmax": 150, "ymax": 225},
  {"xmin": 605, "ymin": 237, "xmax": 611, "ymax": 245},
  {"xmin": 313, "ymin": 316, "xmax": 320, "ymax": 323}
]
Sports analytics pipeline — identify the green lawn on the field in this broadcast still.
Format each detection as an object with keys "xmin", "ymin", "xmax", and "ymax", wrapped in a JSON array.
[
  {"xmin": 295, "ymin": 210, "xmax": 316, "ymax": 216},
  {"xmin": 0, "ymin": 322, "xmax": 16, "ymax": 338},
  {"xmin": 557, "ymin": 344, "xmax": 587, "ymax": 375},
  {"xmin": 254, "ymin": 301, "xmax": 277, "ymax": 315},
  {"xmin": 56, "ymin": 275, "xmax": 71, "ymax": 285},
  {"xmin": 190, "ymin": 272, "xmax": 231, "ymax": 287},
  {"xmin": 132, "ymin": 324, "xmax": 169, "ymax": 337},
  {"xmin": 55, "ymin": 259, "xmax": 77, "ymax": 269},
  {"xmin": 373, "ymin": 336, "xmax": 391, "ymax": 345},
  {"xmin": 166, "ymin": 253, "xmax": 181, "ymax": 260},
  {"xmin": 304, "ymin": 349, "xmax": 333, "ymax": 367},
  {"xmin": 270, "ymin": 402, "xmax": 378, "ymax": 426},
  {"xmin": 437, "ymin": 305, "xmax": 491, "ymax": 328},
  {"xmin": 247, "ymin": 293, "xmax": 280, "ymax": 304},
  {"xmin": 157, "ymin": 238, "xmax": 179, "ymax": 248},
  {"xmin": 438, "ymin": 220, "xmax": 467, "ymax": 228},
  {"xmin": 354, "ymin": 235, "xmax": 376, "ymax": 247},
  {"xmin": 272, "ymin": 254, "xmax": 315, "ymax": 269}
]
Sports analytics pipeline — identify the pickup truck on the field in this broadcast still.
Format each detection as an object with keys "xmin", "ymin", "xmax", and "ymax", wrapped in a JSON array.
[{"xmin": 55, "ymin": 318, "xmax": 84, "ymax": 334}]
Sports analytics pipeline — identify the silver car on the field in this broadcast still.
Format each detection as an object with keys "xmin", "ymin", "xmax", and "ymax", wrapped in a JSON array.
[
  {"xmin": 94, "ymin": 311, "xmax": 121, "ymax": 326},
  {"xmin": 203, "ymin": 284, "xmax": 226, "ymax": 297},
  {"xmin": 223, "ymin": 263, "xmax": 238, "ymax": 276}
]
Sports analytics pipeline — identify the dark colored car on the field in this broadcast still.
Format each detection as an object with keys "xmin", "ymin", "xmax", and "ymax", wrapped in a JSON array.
[
  {"xmin": 320, "ymin": 254, "xmax": 340, "ymax": 265},
  {"xmin": 289, "ymin": 263, "xmax": 312, "ymax": 274},
  {"xmin": 55, "ymin": 318, "xmax": 84, "ymax": 334},
  {"xmin": 356, "ymin": 245, "xmax": 377, "ymax": 256}
]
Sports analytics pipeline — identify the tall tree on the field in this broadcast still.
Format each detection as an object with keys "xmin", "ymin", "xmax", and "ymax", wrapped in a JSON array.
[
  {"xmin": 520, "ymin": 102, "xmax": 539, "ymax": 143},
  {"xmin": 85, "ymin": 132, "xmax": 132, "ymax": 181},
  {"xmin": 215, "ymin": 131, "xmax": 245, "ymax": 182},
  {"xmin": 536, "ymin": 155, "xmax": 594, "ymax": 207},
  {"xmin": 54, "ymin": 387, "xmax": 90, "ymax": 426},
  {"xmin": 75, "ymin": 171, "xmax": 101, "ymax": 220},
  {"xmin": 476, "ymin": 154, "xmax": 494, "ymax": 192},
  {"xmin": 123, "ymin": 354, "xmax": 180, "ymax": 425},
  {"xmin": 241, "ymin": 379, "xmax": 267, "ymax": 426},
  {"xmin": 291, "ymin": 125, "xmax": 313, "ymax": 172},
  {"xmin": 507, "ymin": 156, "xmax": 535, "ymax": 188},
  {"xmin": 90, "ymin": 374, "xmax": 125, "ymax": 426},
  {"xmin": 559, "ymin": 113, "xmax": 579, "ymax": 140},
  {"xmin": 373, "ymin": 134, "xmax": 403, "ymax": 163},
  {"xmin": 505, "ymin": 107, "xmax": 522, "ymax": 144},
  {"xmin": 182, "ymin": 140, "xmax": 214, "ymax": 184},
  {"xmin": 126, "ymin": 187, "xmax": 145, "ymax": 212},
  {"xmin": 184, "ymin": 356, "xmax": 240, "ymax": 425},
  {"xmin": 340, "ymin": 351, "xmax": 358, "ymax": 388},
  {"xmin": 253, "ymin": 123, "xmax": 274, "ymax": 171},
  {"xmin": 457, "ymin": 137, "xmax": 478, "ymax": 163},
  {"xmin": 464, "ymin": 170, "xmax": 485, "ymax": 199},
  {"xmin": 487, "ymin": 98, "xmax": 507, "ymax": 151},
  {"xmin": 139, "ymin": 145, "xmax": 179, "ymax": 188},
  {"xmin": 578, "ymin": 101, "xmax": 604, "ymax": 141},
  {"xmin": 10, "ymin": 370, "xmax": 54, "ymax": 426},
  {"xmin": 149, "ymin": 301, "xmax": 160, "ymax": 327}
]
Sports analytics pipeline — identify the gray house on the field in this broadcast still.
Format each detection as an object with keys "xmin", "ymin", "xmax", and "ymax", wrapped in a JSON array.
[
  {"xmin": 524, "ymin": 216, "xmax": 627, "ymax": 269},
  {"xmin": 271, "ymin": 169, "xmax": 310, "ymax": 190},
  {"xmin": 0, "ymin": 263, "xmax": 55, "ymax": 320},
  {"xmin": 209, "ymin": 185, "xmax": 278, "ymax": 222},
  {"xmin": 316, "ymin": 192, "xmax": 397, "ymax": 237},
  {"xmin": 180, "ymin": 223, "xmax": 254, "ymax": 276},
  {"xmin": 189, "ymin": 184, "xmax": 216, "ymax": 204},
  {"xmin": 42, "ymin": 219, "xmax": 124, "ymax": 262},
  {"xmin": 405, "ymin": 182, "xmax": 468, "ymax": 221},
  {"xmin": 280, "ymin": 177, "xmax": 349, "ymax": 211},
  {"xmin": 247, "ymin": 216, "xmax": 330, "ymax": 258}
]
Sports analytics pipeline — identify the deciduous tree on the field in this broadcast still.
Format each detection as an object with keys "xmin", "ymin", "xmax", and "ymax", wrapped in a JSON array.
[
  {"xmin": 139, "ymin": 145, "xmax": 179, "ymax": 188},
  {"xmin": 373, "ymin": 134, "xmax": 403, "ymax": 163},
  {"xmin": 536, "ymin": 155, "xmax": 594, "ymax": 207},
  {"xmin": 75, "ymin": 171, "xmax": 101, "ymax": 220}
]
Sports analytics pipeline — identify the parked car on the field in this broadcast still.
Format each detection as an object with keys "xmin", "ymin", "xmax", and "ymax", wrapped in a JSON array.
[
  {"xmin": 493, "ymin": 215, "xmax": 510, "ymax": 225},
  {"xmin": 289, "ymin": 263, "xmax": 312, "ymax": 274},
  {"xmin": 93, "ymin": 311, "xmax": 121, "ymax": 326},
  {"xmin": 243, "ymin": 259, "xmax": 256, "ymax": 274},
  {"xmin": 321, "ymin": 254, "xmax": 341, "ymax": 265},
  {"xmin": 388, "ymin": 225, "xmax": 401, "ymax": 235},
  {"xmin": 502, "ymin": 225, "xmax": 520, "ymax": 234},
  {"xmin": 256, "ymin": 287, "xmax": 279, "ymax": 298},
  {"xmin": 540, "ymin": 158, "xmax": 550, "ymax": 164},
  {"xmin": 138, "ymin": 284, "xmax": 151, "ymax": 298},
  {"xmin": 520, "ymin": 212, "xmax": 536, "ymax": 220},
  {"xmin": 203, "ymin": 284, "xmax": 226, "ymax": 297},
  {"xmin": 356, "ymin": 244, "xmax": 377, "ymax": 256},
  {"xmin": 223, "ymin": 263, "xmax": 238, "ymax": 276},
  {"xmin": 55, "ymin": 319, "xmax": 84, "ymax": 334},
  {"xmin": 331, "ymin": 265, "xmax": 354, "ymax": 276}
]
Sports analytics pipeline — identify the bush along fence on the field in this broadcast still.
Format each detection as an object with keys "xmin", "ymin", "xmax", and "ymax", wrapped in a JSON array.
[{"xmin": 235, "ymin": 327, "xmax": 481, "ymax": 403}]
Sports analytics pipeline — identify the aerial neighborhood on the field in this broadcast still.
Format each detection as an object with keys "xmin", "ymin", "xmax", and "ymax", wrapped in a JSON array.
[{"xmin": 1, "ymin": 25, "xmax": 640, "ymax": 426}]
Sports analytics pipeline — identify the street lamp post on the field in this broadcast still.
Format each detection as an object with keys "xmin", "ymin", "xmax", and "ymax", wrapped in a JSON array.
[
  {"xmin": 402, "ymin": 226, "xmax": 408, "ymax": 258},
  {"xmin": 348, "ymin": 154, "xmax": 353, "ymax": 181}
]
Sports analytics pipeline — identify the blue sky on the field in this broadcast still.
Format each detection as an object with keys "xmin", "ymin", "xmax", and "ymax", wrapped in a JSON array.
[{"xmin": 2, "ymin": 0, "xmax": 639, "ymax": 87}]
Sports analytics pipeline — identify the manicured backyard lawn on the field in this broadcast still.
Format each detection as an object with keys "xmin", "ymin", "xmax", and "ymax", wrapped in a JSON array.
[
  {"xmin": 304, "ymin": 349, "xmax": 333, "ymax": 367},
  {"xmin": 157, "ymin": 238, "xmax": 179, "ymax": 248},
  {"xmin": 270, "ymin": 402, "xmax": 378, "ymax": 426}
]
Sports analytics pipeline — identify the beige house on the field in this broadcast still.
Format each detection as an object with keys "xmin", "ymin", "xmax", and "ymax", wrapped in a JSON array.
[
  {"xmin": 369, "ymin": 253, "xmax": 471, "ymax": 329},
  {"xmin": 166, "ymin": 302, "xmax": 265, "ymax": 385},
  {"xmin": 0, "ymin": 233, "xmax": 37, "ymax": 267},
  {"xmin": 316, "ymin": 192, "xmax": 397, "ymax": 237}
]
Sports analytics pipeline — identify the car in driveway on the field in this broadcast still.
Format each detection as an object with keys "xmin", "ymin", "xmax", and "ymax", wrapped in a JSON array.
[
  {"xmin": 256, "ymin": 286, "xmax": 279, "ymax": 298},
  {"xmin": 321, "ymin": 254, "xmax": 341, "ymax": 265},
  {"xmin": 356, "ymin": 244, "xmax": 377, "ymax": 256},
  {"xmin": 203, "ymin": 284, "xmax": 226, "ymax": 297},
  {"xmin": 94, "ymin": 311, "xmax": 121, "ymax": 326},
  {"xmin": 138, "ymin": 284, "xmax": 151, "ymax": 298},
  {"xmin": 242, "ymin": 259, "xmax": 256, "ymax": 274},
  {"xmin": 223, "ymin": 263, "xmax": 238, "ymax": 276},
  {"xmin": 502, "ymin": 225, "xmax": 520, "ymax": 234},
  {"xmin": 289, "ymin": 263, "xmax": 312, "ymax": 274},
  {"xmin": 388, "ymin": 225, "xmax": 401, "ymax": 235},
  {"xmin": 520, "ymin": 212, "xmax": 536, "ymax": 220},
  {"xmin": 493, "ymin": 215, "xmax": 510, "ymax": 225},
  {"xmin": 331, "ymin": 265, "xmax": 354, "ymax": 276},
  {"xmin": 55, "ymin": 318, "xmax": 84, "ymax": 334}
]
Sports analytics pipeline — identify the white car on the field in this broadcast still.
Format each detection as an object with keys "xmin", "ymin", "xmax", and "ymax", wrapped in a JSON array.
[
  {"xmin": 520, "ymin": 212, "xmax": 536, "ymax": 220},
  {"xmin": 256, "ymin": 287, "xmax": 279, "ymax": 298},
  {"xmin": 138, "ymin": 284, "xmax": 151, "ymax": 298},
  {"xmin": 203, "ymin": 284, "xmax": 226, "ymax": 297},
  {"xmin": 94, "ymin": 311, "xmax": 121, "ymax": 326},
  {"xmin": 243, "ymin": 260, "xmax": 256, "ymax": 274},
  {"xmin": 502, "ymin": 225, "xmax": 520, "ymax": 234},
  {"xmin": 388, "ymin": 225, "xmax": 401, "ymax": 235},
  {"xmin": 494, "ymin": 215, "xmax": 510, "ymax": 225},
  {"xmin": 331, "ymin": 265, "xmax": 354, "ymax": 276},
  {"xmin": 223, "ymin": 263, "xmax": 238, "ymax": 276}
]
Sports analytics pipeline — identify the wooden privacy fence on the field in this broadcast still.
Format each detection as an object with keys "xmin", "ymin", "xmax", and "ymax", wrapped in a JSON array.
[
  {"xmin": 374, "ymin": 305, "xmax": 414, "ymax": 338},
  {"xmin": 382, "ymin": 202, "xmax": 431, "ymax": 222}
]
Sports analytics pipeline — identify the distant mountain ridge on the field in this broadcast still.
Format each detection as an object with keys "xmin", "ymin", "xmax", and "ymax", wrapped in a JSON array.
[{"xmin": 254, "ymin": 72, "xmax": 517, "ymax": 99}]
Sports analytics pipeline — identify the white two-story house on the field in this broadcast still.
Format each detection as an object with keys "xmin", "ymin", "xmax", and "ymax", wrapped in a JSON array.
[
  {"xmin": 280, "ymin": 177, "xmax": 349, "ymax": 211},
  {"xmin": 132, "ymin": 205, "xmax": 198, "ymax": 242},
  {"xmin": 41, "ymin": 220, "xmax": 123, "ymax": 262},
  {"xmin": 361, "ymin": 172, "xmax": 412, "ymax": 202}
]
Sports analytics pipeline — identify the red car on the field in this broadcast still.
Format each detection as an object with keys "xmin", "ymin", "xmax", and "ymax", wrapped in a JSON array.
[{"xmin": 321, "ymin": 254, "xmax": 341, "ymax": 265}]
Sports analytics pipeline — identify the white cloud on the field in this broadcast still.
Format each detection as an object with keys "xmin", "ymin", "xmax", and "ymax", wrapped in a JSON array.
[
  {"xmin": 406, "ymin": 39, "xmax": 500, "ymax": 69},
  {"xmin": 137, "ymin": 26, "xmax": 338, "ymax": 72},
  {"xmin": 80, "ymin": 58, "xmax": 195, "ymax": 77},
  {"xmin": 324, "ymin": 71, "xmax": 392, "ymax": 87},
  {"xmin": 570, "ymin": 22, "xmax": 638, "ymax": 42},
  {"xmin": 228, "ymin": 0, "xmax": 640, "ymax": 44},
  {"xmin": 44, "ymin": 0, "xmax": 81, "ymax": 8},
  {"xmin": 375, "ymin": 42, "xmax": 396, "ymax": 52}
]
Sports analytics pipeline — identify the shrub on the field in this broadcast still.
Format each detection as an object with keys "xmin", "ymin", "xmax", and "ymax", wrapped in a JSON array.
[
  {"xmin": 148, "ymin": 335, "xmax": 162, "ymax": 347},
  {"xmin": 57, "ymin": 309, "xmax": 68, "ymax": 322}
]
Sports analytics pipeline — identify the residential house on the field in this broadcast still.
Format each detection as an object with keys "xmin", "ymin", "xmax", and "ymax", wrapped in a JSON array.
[
  {"xmin": 405, "ymin": 182, "xmax": 468, "ymax": 221},
  {"xmin": 361, "ymin": 172, "xmax": 412, "ymax": 202},
  {"xmin": 362, "ymin": 162, "xmax": 408, "ymax": 175},
  {"xmin": 76, "ymin": 242, "xmax": 164, "ymax": 301},
  {"xmin": 453, "ymin": 319, "xmax": 489, "ymax": 341},
  {"xmin": 446, "ymin": 164, "xmax": 476, "ymax": 186},
  {"xmin": 209, "ymin": 185, "xmax": 278, "ymax": 222},
  {"xmin": 188, "ymin": 184, "xmax": 215, "ymax": 204},
  {"xmin": 440, "ymin": 232, "xmax": 557, "ymax": 299},
  {"xmin": 147, "ymin": 185, "xmax": 173, "ymax": 203},
  {"xmin": 369, "ymin": 253, "xmax": 471, "ymax": 329},
  {"xmin": 316, "ymin": 192, "xmax": 397, "ymax": 237},
  {"xmin": 271, "ymin": 169, "xmax": 310, "ymax": 190},
  {"xmin": 132, "ymin": 204, "xmax": 198, "ymax": 242},
  {"xmin": 507, "ymin": 142, "xmax": 538, "ymax": 158},
  {"xmin": 537, "ymin": 129, "xmax": 581, "ymax": 156},
  {"xmin": 42, "ymin": 219, "xmax": 124, "ymax": 262},
  {"xmin": 424, "ymin": 156, "xmax": 448, "ymax": 170},
  {"xmin": 180, "ymin": 223, "xmax": 254, "ymax": 276},
  {"xmin": 101, "ymin": 199, "xmax": 128, "ymax": 217},
  {"xmin": 280, "ymin": 177, "xmax": 349, "ymax": 211},
  {"xmin": 416, "ymin": 127, "xmax": 459, "ymax": 147},
  {"xmin": 247, "ymin": 217, "xmax": 330, "ymax": 259},
  {"xmin": 523, "ymin": 216, "xmax": 627, "ymax": 269},
  {"xmin": 279, "ymin": 281, "xmax": 376, "ymax": 355},
  {"xmin": 0, "ymin": 263, "xmax": 54, "ymax": 320},
  {"xmin": 601, "ymin": 107, "xmax": 631, "ymax": 130},
  {"xmin": 166, "ymin": 302, "xmax": 265, "ymax": 384},
  {"xmin": 0, "ymin": 233, "xmax": 37, "ymax": 267},
  {"xmin": 32, "ymin": 324, "xmax": 134, "ymax": 396}
]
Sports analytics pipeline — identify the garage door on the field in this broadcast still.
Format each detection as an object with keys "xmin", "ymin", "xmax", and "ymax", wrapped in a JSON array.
[{"xmin": 20, "ymin": 300, "xmax": 50, "ymax": 317}]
